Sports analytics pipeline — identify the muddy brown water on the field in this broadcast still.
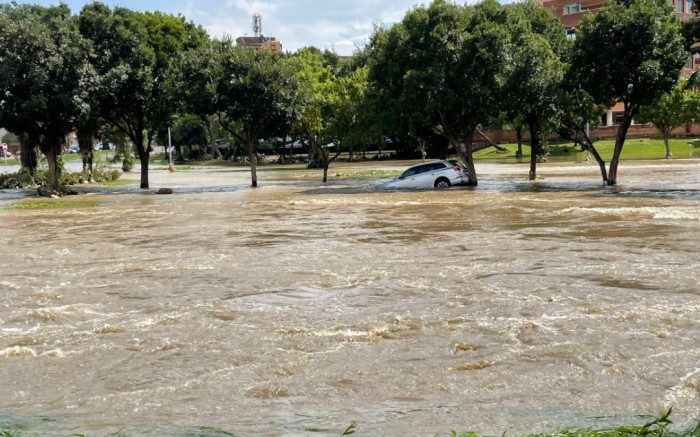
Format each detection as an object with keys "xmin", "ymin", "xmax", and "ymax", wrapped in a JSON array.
[{"xmin": 1, "ymin": 160, "xmax": 700, "ymax": 436}]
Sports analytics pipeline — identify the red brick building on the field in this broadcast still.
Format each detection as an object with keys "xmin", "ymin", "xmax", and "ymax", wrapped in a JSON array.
[{"xmin": 536, "ymin": 0, "xmax": 698, "ymax": 127}]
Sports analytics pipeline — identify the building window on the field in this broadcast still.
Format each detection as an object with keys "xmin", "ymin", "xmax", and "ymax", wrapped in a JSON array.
[
  {"xmin": 677, "ymin": 0, "xmax": 684, "ymax": 12},
  {"xmin": 687, "ymin": 0, "xmax": 694, "ymax": 13},
  {"xmin": 687, "ymin": 55, "xmax": 694, "ymax": 70},
  {"xmin": 613, "ymin": 112, "xmax": 625, "ymax": 125},
  {"xmin": 564, "ymin": 3, "xmax": 581, "ymax": 13},
  {"xmin": 694, "ymin": 53, "xmax": 700, "ymax": 69}
]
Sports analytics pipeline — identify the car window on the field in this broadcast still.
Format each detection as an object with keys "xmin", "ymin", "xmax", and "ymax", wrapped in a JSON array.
[
  {"xmin": 406, "ymin": 165, "xmax": 427, "ymax": 176},
  {"xmin": 401, "ymin": 162, "xmax": 447, "ymax": 177},
  {"xmin": 401, "ymin": 168, "xmax": 418, "ymax": 177}
]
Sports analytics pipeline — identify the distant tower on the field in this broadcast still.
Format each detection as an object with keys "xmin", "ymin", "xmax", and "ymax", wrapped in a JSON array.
[{"xmin": 253, "ymin": 13, "xmax": 262, "ymax": 38}]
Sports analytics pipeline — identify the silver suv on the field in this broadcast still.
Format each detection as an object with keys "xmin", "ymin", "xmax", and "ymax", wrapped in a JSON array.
[{"xmin": 382, "ymin": 160, "xmax": 467, "ymax": 189}]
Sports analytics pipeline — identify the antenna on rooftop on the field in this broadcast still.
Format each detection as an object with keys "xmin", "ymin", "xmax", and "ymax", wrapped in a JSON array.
[{"xmin": 253, "ymin": 13, "xmax": 262, "ymax": 38}]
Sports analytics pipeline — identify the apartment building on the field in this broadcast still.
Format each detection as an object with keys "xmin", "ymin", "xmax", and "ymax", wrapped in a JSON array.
[
  {"xmin": 537, "ymin": 0, "xmax": 698, "ymax": 126},
  {"xmin": 235, "ymin": 36, "xmax": 283, "ymax": 53}
]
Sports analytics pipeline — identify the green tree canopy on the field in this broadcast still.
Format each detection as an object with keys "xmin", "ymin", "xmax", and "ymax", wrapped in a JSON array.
[
  {"xmin": 214, "ymin": 42, "xmax": 299, "ymax": 187},
  {"xmin": 636, "ymin": 80, "xmax": 700, "ymax": 158},
  {"xmin": 571, "ymin": 0, "xmax": 687, "ymax": 184},
  {"xmin": 504, "ymin": 1, "xmax": 567, "ymax": 180},
  {"xmin": 0, "ymin": 3, "xmax": 92, "ymax": 188},
  {"xmin": 78, "ymin": 2, "xmax": 208, "ymax": 188},
  {"xmin": 368, "ymin": 0, "xmax": 512, "ymax": 185}
]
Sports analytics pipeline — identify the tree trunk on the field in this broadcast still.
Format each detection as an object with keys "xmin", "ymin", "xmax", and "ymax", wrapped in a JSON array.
[
  {"xmin": 439, "ymin": 112, "xmax": 478, "ymax": 186},
  {"xmin": 607, "ymin": 107, "xmax": 634, "ymax": 185},
  {"xmin": 247, "ymin": 137, "xmax": 258, "ymax": 188},
  {"xmin": 321, "ymin": 147, "xmax": 331, "ymax": 182},
  {"xmin": 139, "ymin": 153, "xmax": 149, "ymax": 188},
  {"xmin": 528, "ymin": 120, "xmax": 540, "ymax": 181},
  {"xmin": 516, "ymin": 127, "xmax": 523, "ymax": 158},
  {"xmin": 45, "ymin": 146, "xmax": 60, "ymax": 189},
  {"xmin": 138, "ymin": 133, "xmax": 150, "ymax": 189},
  {"xmin": 462, "ymin": 139, "xmax": 477, "ymax": 186},
  {"xmin": 206, "ymin": 119, "xmax": 222, "ymax": 159},
  {"xmin": 19, "ymin": 132, "xmax": 39, "ymax": 184},
  {"xmin": 419, "ymin": 138, "xmax": 426, "ymax": 162},
  {"xmin": 582, "ymin": 140, "xmax": 608, "ymax": 183},
  {"xmin": 78, "ymin": 131, "xmax": 94, "ymax": 182},
  {"xmin": 279, "ymin": 138, "xmax": 287, "ymax": 164},
  {"xmin": 663, "ymin": 131, "xmax": 673, "ymax": 158},
  {"xmin": 449, "ymin": 133, "xmax": 477, "ymax": 185}
]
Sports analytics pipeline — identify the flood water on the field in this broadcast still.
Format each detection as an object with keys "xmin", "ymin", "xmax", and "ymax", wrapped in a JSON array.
[{"xmin": 1, "ymin": 159, "xmax": 700, "ymax": 436}]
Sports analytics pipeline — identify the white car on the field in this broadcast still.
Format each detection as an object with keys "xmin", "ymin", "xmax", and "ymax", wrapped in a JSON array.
[{"xmin": 382, "ymin": 160, "xmax": 468, "ymax": 189}]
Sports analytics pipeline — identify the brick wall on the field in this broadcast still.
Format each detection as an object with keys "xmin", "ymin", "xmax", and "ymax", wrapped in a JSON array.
[{"xmin": 475, "ymin": 122, "xmax": 700, "ymax": 147}]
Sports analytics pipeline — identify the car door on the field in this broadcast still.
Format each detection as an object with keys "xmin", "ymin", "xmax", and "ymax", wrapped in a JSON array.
[
  {"xmin": 392, "ymin": 164, "xmax": 426, "ymax": 188},
  {"xmin": 408, "ymin": 163, "xmax": 437, "ymax": 188}
]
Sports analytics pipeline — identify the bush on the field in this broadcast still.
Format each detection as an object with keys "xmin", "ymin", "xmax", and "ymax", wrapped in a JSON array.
[
  {"xmin": 94, "ymin": 167, "xmax": 121, "ymax": 182},
  {"xmin": 122, "ymin": 155, "xmax": 134, "ymax": 172},
  {"xmin": 0, "ymin": 165, "xmax": 121, "ymax": 189}
]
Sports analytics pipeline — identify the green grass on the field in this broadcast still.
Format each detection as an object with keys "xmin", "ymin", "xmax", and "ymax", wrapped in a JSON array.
[
  {"xmin": 7, "ymin": 199, "xmax": 100, "ymax": 210},
  {"xmin": 100, "ymin": 178, "xmax": 138, "ymax": 187},
  {"xmin": 474, "ymin": 137, "xmax": 700, "ymax": 162}
]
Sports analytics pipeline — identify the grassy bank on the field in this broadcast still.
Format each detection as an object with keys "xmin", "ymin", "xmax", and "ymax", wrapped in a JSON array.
[
  {"xmin": 1, "ymin": 411, "xmax": 698, "ymax": 437},
  {"xmin": 474, "ymin": 137, "xmax": 700, "ymax": 162}
]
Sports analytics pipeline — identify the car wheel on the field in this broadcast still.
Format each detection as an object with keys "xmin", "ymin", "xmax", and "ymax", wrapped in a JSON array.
[{"xmin": 435, "ymin": 178, "xmax": 450, "ymax": 188}]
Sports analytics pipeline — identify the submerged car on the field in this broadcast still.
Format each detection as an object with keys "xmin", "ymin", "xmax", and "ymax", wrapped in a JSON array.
[{"xmin": 381, "ymin": 160, "xmax": 468, "ymax": 189}]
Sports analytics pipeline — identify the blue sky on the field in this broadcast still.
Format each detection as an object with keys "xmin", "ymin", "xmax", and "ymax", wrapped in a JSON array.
[{"xmin": 23, "ymin": 0, "xmax": 426, "ymax": 56}]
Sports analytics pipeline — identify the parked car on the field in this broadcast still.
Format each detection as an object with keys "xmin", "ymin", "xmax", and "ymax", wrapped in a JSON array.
[
  {"xmin": 381, "ymin": 160, "xmax": 468, "ymax": 189},
  {"xmin": 0, "ymin": 150, "xmax": 12, "ymax": 158},
  {"xmin": 68, "ymin": 145, "xmax": 79, "ymax": 154}
]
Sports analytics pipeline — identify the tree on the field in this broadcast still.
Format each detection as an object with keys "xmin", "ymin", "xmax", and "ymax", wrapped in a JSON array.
[
  {"xmin": 214, "ymin": 42, "xmax": 298, "ymax": 187},
  {"xmin": 367, "ymin": 0, "xmax": 512, "ymax": 185},
  {"xmin": 291, "ymin": 47, "xmax": 371, "ymax": 182},
  {"xmin": 636, "ymin": 80, "xmax": 699, "ymax": 158},
  {"xmin": 571, "ymin": 0, "xmax": 687, "ymax": 185},
  {"xmin": 175, "ymin": 38, "xmax": 222, "ymax": 160},
  {"xmin": 0, "ymin": 3, "xmax": 92, "ymax": 189},
  {"xmin": 504, "ymin": 1, "xmax": 568, "ymax": 181},
  {"xmin": 78, "ymin": 3, "xmax": 207, "ymax": 188}
]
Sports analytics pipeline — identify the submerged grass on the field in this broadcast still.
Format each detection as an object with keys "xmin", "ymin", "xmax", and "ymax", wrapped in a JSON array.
[
  {"xmin": 7, "ymin": 199, "xmax": 100, "ymax": 210},
  {"xmin": 1, "ymin": 411, "xmax": 698, "ymax": 437},
  {"xmin": 454, "ymin": 410, "xmax": 700, "ymax": 437}
]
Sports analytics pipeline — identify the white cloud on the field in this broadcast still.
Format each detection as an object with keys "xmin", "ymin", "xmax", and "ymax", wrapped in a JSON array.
[
  {"xmin": 233, "ymin": 0, "xmax": 279, "ymax": 16},
  {"xmin": 56, "ymin": 0, "xmax": 424, "ymax": 56}
]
